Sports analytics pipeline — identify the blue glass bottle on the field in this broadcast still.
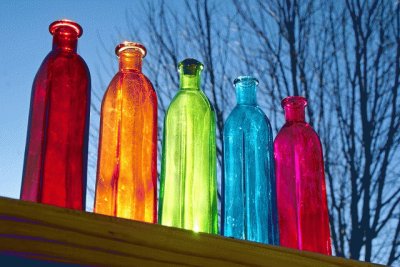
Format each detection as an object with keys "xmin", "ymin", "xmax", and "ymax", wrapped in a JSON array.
[{"xmin": 222, "ymin": 76, "xmax": 279, "ymax": 245}]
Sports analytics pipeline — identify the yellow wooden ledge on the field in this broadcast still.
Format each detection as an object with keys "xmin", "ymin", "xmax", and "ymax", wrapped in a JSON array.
[{"xmin": 0, "ymin": 197, "xmax": 379, "ymax": 266}]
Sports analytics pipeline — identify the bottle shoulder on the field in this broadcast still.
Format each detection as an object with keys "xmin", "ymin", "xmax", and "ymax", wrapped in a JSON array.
[
  {"xmin": 33, "ymin": 51, "xmax": 90, "ymax": 89},
  {"xmin": 101, "ymin": 72, "xmax": 157, "ymax": 106},
  {"xmin": 38, "ymin": 51, "xmax": 89, "ymax": 74},
  {"xmin": 224, "ymin": 106, "xmax": 272, "ymax": 139},
  {"xmin": 167, "ymin": 89, "xmax": 213, "ymax": 114},
  {"xmin": 275, "ymin": 122, "xmax": 322, "ymax": 146},
  {"xmin": 106, "ymin": 72, "xmax": 156, "ymax": 92},
  {"xmin": 225, "ymin": 106, "xmax": 271, "ymax": 128}
]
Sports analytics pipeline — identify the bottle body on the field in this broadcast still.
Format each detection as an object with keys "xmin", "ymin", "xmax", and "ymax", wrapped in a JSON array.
[
  {"xmin": 274, "ymin": 96, "xmax": 331, "ymax": 254},
  {"xmin": 21, "ymin": 20, "xmax": 90, "ymax": 210},
  {"xmin": 159, "ymin": 59, "xmax": 217, "ymax": 234},
  {"xmin": 222, "ymin": 77, "xmax": 278, "ymax": 244},
  {"xmin": 94, "ymin": 43, "xmax": 157, "ymax": 222}
]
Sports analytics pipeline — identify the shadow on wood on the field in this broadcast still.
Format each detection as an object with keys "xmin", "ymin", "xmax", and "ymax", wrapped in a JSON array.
[{"xmin": 0, "ymin": 197, "xmax": 379, "ymax": 266}]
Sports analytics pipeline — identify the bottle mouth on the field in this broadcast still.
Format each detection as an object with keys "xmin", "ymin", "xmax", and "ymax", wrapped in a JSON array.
[
  {"xmin": 281, "ymin": 96, "xmax": 307, "ymax": 109},
  {"xmin": 49, "ymin": 19, "xmax": 83, "ymax": 38},
  {"xmin": 178, "ymin": 58, "xmax": 204, "ymax": 75},
  {"xmin": 115, "ymin": 41, "xmax": 147, "ymax": 58},
  {"xmin": 233, "ymin": 76, "xmax": 259, "ymax": 87}
]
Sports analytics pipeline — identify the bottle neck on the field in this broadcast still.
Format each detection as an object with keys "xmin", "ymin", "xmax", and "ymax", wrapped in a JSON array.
[
  {"xmin": 282, "ymin": 96, "xmax": 307, "ymax": 122},
  {"xmin": 180, "ymin": 74, "xmax": 200, "ymax": 90},
  {"xmin": 233, "ymin": 76, "xmax": 258, "ymax": 105},
  {"xmin": 178, "ymin": 58, "xmax": 203, "ymax": 90},
  {"xmin": 52, "ymin": 30, "xmax": 78, "ymax": 52},
  {"xmin": 284, "ymin": 106, "xmax": 305, "ymax": 122},
  {"xmin": 236, "ymin": 84, "xmax": 257, "ymax": 105},
  {"xmin": 119, "ymin": 50, "xmax": 142, "ymax": 72}
]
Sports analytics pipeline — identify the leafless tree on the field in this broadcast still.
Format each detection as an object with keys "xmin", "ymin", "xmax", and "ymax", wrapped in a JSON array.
[
  {"xmin": 233, "ymin": 0, "xmax": 400, "ymax": 265},
  {"xmin": 132, "ymin": 0, "xmax": 235, "ymax": 166},
  {"xmin": 326, "ymin": 1, "xmax": 400, "ymax": 264},
  {"xmin": 89, "ymin": 0, "xmax": 235, "ymax": 213},
  {"xmin": 89, "ymin": 0, "xmax": 399, "ymax": 264},
  {"xmin": 133, "ymin": 1, "xmax": 236, "ymax": 208}
]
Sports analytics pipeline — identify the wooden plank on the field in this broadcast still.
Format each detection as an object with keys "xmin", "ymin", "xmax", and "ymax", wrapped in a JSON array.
[{"xmin": 0, "ymin": 197, "xmax": 379, "ymax": 266}]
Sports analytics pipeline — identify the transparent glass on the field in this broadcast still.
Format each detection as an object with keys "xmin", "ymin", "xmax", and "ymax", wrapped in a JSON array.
[
  {"xmin": 274, "ymin": 96, "xmax": 331, "ymax": 255},
  {"xmin": 20, "ymin": 20, "xmax": 91, "ymax": 210},
  {"xmin": 94, "ymin": 42, "xmax": 157, "ymax": 223},
  {"xmin": 159, "ymin": 58, "xmax": 217, "ymax": 234},
  {"xmin": 222, "ymin": 76, "xmax": 279, "ymax": 244}
]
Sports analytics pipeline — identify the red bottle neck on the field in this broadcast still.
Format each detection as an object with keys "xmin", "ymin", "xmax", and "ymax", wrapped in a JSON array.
[
  {"xmin": 52, "ymin": 28, "xmax": 78, "ymax": 52},
  {"xmin": 282, "ymin": 96, "xmax": 307, "ymax": 122}
]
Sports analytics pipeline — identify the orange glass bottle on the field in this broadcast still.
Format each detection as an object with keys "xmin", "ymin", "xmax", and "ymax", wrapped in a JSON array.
[{"xmin": 94, "ymin": 42, "xmax": 157, "ymax": 223}]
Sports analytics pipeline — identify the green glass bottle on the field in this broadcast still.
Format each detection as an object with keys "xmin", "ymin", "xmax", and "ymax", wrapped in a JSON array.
[{"xmin": 159, "ymin": 58, "xmax": 217, "ymax": 234}]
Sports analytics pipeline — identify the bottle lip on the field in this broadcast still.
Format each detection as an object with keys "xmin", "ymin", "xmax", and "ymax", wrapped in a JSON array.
[
  {"xmin": 233, "ymin": 76, "xmax": 259, "ymax": 86},
  {"xmin": 115, "ymin": 41, "xmax": 147, "ymax": 58},
  {"xmin": 178, "ymin": 58, "xmax": 204, "ymax": 74},
  {"xmin": 49, "ymin": 19, "xmax": 83, "ymax": 38},
  {"xmin": 281, "ymin": 96, "xmax": 307, "ymax": 109}
]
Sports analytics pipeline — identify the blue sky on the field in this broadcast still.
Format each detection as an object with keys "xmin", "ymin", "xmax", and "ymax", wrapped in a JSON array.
[{"xmin": 0, "ymin": 0, "xmax": 141, "ymax": 202}]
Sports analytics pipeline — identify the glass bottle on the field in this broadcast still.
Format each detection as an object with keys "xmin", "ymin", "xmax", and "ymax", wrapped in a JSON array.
[
  {"xmin": 159, "ymin": 58, "xmax": 217, "ymax": 234},
  {"xmin": 94, "ymin": 42, "xmax": 157, "ymax": 223},
  {"xmin": 222, "ymin": 76, "xmax": 279, "ymax": 245},
  {"xmin": 20, "ymin": 20, "xmax": 91, "ymax": 210},
  {"xmin": 274, "ymin": 96, "xmax": 331, "ymax": 255}
]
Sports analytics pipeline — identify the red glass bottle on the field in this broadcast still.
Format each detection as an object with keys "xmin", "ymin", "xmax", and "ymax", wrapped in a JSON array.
[
  {"xmin": 20, "ymin": 20, "xmax": 90, "ymax": 210},
  {"xmin": 274, "ymin": 96, "xmax": 331, "ymax": 255},
  {"xmin": 94, "ymin": 42, "xmax": 157, "ymax": 223}
]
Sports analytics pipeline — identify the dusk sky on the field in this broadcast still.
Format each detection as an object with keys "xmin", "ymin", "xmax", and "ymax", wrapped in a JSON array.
[
  {"xmin": 1, "ymin": 1, "xmax": 399, "ymax": 265},
  {"xmin": 0, "ymin": 0, "xmax": 145, "ymax": 203}
]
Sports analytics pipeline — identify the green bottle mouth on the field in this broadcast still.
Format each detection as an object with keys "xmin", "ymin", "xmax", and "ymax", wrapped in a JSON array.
[{"xmin": 178, "ymin": 58, "xmax": 204, "ymax": 75}]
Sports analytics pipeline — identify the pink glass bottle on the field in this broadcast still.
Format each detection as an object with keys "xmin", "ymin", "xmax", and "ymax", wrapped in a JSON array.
[
  {"xmin": 274, "ymin": 96, "xmax": 331, "ymax": 255},
  {"xmin": 20, "ymin": 20, "xmax": 91, "ymax": 210}
]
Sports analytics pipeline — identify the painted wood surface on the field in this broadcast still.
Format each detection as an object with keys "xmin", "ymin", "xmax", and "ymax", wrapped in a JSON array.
[{"xmin": 0, "ymin": 197, "xmax": 379, "ymax": 266}]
